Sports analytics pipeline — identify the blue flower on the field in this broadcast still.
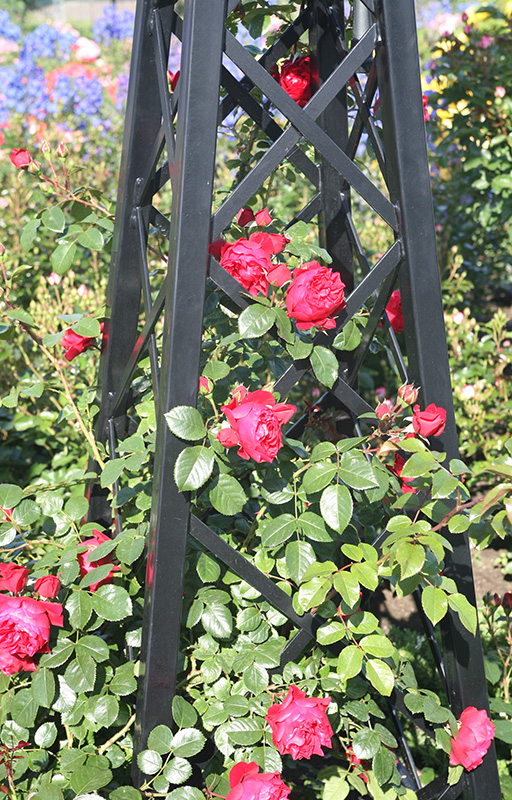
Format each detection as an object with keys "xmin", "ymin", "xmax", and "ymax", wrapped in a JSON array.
[
  {"xmin": 21, "ymin": 23, "xmax": 78, "ymax": 61},
  {"xmin": 93, "ymin": 6, "xmax": 134, "ymax": 44},
  {"xmin": 0, "ymin": 10, "xmax": 22, "ymax": 43}
]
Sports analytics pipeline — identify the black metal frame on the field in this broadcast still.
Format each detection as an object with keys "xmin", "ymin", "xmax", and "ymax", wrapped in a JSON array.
[{"xmin": 90, "ymin": 0, "xmax": 502, "ymax": 797}]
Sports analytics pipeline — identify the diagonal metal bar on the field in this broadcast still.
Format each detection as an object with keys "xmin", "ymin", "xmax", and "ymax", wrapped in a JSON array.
[
  {"xmin": 222, "ymin": 26, "xmax": 396, "ymax": 228},
  {"xmin": 213, "ymin": 26, "xmax": 391, "ymax": 236},
  {"xmin": 152, "ymin": 8, "xmax": 176, "ymax": 169},
  {"xmin": 190, "ymin": 516, "xmax": 319, "ymax": 637},
  {"xmin": 135, "ymin": 208, "xmax": 160, "ymax": 399}
]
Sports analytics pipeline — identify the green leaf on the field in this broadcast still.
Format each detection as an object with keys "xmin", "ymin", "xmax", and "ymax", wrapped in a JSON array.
[
  {"xmin": 0, "ymin": 484, "xmax": 22, "ymax": 508},
  {"xmin": 261, "ymin": 514, "xmax": 296, "ymax": 548},
  {"xmin": 333, "ymin": 320, "xmax": 361, "ymax": 351},
  {"xmin": 226, "ymin": 718, "xmax": 263, "ymax": 746},
  {"xmin": 298, "ymin": 511, "xmax": 331, "ymax": 542},
  {"xmin": 65, "ymin": 655, "xmax": 96, "ymax": 693},
  {"xmin": 197, "ymin": 552, "xmax": 221, "ymax": 583},
  {"xmin": 32, "ymin": 669, "xmax": 55, "ymax": 707},
  {"xmin": 21, "ymin": 218, "xmax": 41, "ymax": 252},
  {"xmin": 137, "ymin": 750, "xmax": 162, "ymax": 775},
  {"xmin": 77, "ymin": 227, "xmax": 104, "ymax": 250},
  {"xmin": 35, "ymin": 722, "xmax": 57, "ymax": 749},
  {"xmin": 285, "ymin": 540, "xmax": 316, "ymax": 584},
  {"xmin": 172, "ymin": 696, "xmax": 198, "ymax": 728},
  {"xmin": 333, "ymin": 570, "xmax": 360, "ymax": 607},
  {"xmin": 337, "ymin": 451, "xmax": 380, "ymax": 490},
  {"xmin": 359, "ymin": 634, "xmax": 396, "ymax": 658},
  {"xmin": 365, "ymin": 658, "xmax": 394, "ymax": 696},
  {"xmin": 92, "ymin": 585, "xmax": 132, "ymax": 621},
  {"xmin": 116, "ymin": 535, "xmax": 145, "ymax": 564},
  {"xmin": 66, "ymin": 591, "xmax": 93, "ymax": 629},
  {"xmin": 243, "ymin": 662, "xmax": 268, "ymax": 694},
  {"xmin": 164, "ymin": 406, "xmax": 206, "ymax": 441},
  {"xmin": 76, "ymin": 635, "xmax": 109, "ymax": 663},
  {"xmin": 353, "ymin": 728, "xmax": 381, "ymax": 759},
  {"xmin": 40, "ymin": 638, "xmax": 74, "ymax": 668},
  {"xmin": 323, "ymin": 776, "xmax": 350, "ymax": 800},
  {"xmin": 203, "ymin": 361, "xmax": 230, "ymax": 380},
  {"xmin": 92, "ymin": 695, "xmax": 119, "ymax": 728},
  {"xmin": 373, "ymin": 745, "xmax": 396, "ymax": 784},
  {"xmin": 209, "ymin": 474, "xmax": 247, "ymax": 516},
  {"xmin": 239, "ymin": 304, "xmax": 276, "ymax": 338},
  {"xmin": 297, "ymin": 575, "xmax": 330, "ymax": 611},
  {"xmin": 42, "ymin": 207, "xmax": 66, "ymax": 232},
  {"xmin": 100, "ymin": 458, "xmax": 126, "ymax": 488},
  {"xmin": 286, "ymin": 338, "xmax": 313, "ymax": 360},
  {"xmin": 110, "ymin": 663, "xmax": 137, "ymax": 696},
  {"xmin": 317, "ymin": 621, "xmax": 345, "ymax": 645},
  {"xmin": 163, "ymin": 756, "xmax": 193, "ymax": 785},
  {"xmin": 72, "ymin": 317, "xmax": 101, "ymax": 337},
  {"xmin": 175, "ymin": 446, "xmax": 214, "ymax": 491},
  {"xmin": 11, "ymin": 689, "xmax": 38, "ymax": 727},
  {"xmin": 147, "ymin": 725, "xmax": 173, "ymax": 754},
  {"xmin": 351, "ymin": 561, "xmax": 379, "ymax": 591},
  {"xmin": 395, "ymin": 542, "xmax": 425, "ymax": 580},
  {"xmin": 310, "ymin": 346, "xmax": 338, "ymax": 388},
  {"xmin": 109, "ymin": 788, "xmax": 142, "ymax": 800},
  {"xmin": 448, "ymin": 593, "xmax": 477, "ymax": 634},
  {"xmin": 303, "ymin": 462, "xmax": 337, "ymax": 494},
  {"xmin": 69, "ymin": 762, "xmax": 113, "ymax": 795},
  {"xmin": 167, "ymin": 788, "xmax": 204, "ymax": 800},
  {"xmin": 171, "ymin": 728, "xmax": 206, "ymax": 758},
  {"xmin": 320, "ymin": 484, "xmax": 353, "ymax": 533},
  {"xmin": 51, "ymin": 240, "xmax": 77, "ymax": 274},
  {"xmin": 400, "ymin": 451, "xmax": 436, "ymax": 478},
  {"xmin": 64, "ymin": 495, "xmax": 89, "ymax": 521},
  {"xmin": 337, "ymin": 645, "xmax": 363, "ymax": 680},
  {"xmin": 422, "ymin": 586, "xmax": 448, "ymax": 626},
  {"xmin": 202, "ymin": 602, "xmax": 233, "ymax": 639}
]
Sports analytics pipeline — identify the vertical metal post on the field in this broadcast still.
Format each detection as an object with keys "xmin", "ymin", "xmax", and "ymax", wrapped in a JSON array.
[
  {"xmin": 376, "ymin": 0, "xmax": 501, "ymax": 796},
  {"xmin": 89, "ymin": 0, "xmax": 176, "ymax": 525},
  {"xmin": 133, "ymin": 0, "xmax": 227, "ymax": 769}
]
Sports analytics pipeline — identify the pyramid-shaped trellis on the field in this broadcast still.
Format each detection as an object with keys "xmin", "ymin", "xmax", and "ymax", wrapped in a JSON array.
[{"xmin": 88, "ymin": 0, "xmax": 501, "ymax": 797}]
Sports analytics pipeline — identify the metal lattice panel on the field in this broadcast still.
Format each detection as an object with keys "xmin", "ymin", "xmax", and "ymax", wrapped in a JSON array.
[{"xmin": 89, "ymin": 1, "xmax": 502, "ymax": 797}]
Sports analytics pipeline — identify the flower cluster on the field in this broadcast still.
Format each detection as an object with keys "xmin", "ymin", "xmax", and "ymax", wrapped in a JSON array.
[
  {"xmin": 228, "ymin": 686, "xmax": 333, "ymax": 798},
  {"xmin": 92, "ymin": 5, "xmax": 135, "ymax": 44},
  {"xmin": 0, "ymin": 561, "xmax": 62, "ymax": 675}
]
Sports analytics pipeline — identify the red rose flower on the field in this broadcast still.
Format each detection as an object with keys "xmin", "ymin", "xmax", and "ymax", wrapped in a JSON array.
[
  {"xmin": 255, "ymin": 207, "xmax": 273, "ymax": 226},
  {"xmin": 0, "ymin": 562, "xmax": 29, "ymax": 594},
  {"xmin": 249, "ymin": 230, "xmax": 289, "ymax": 256},
  {"xmin": 61, "ymin": 322, "xmax": 104, "ymax": 361},
  {"xmin": 226, "ymin": 762, "xmax": 291, "ymax": 800},
  {"xmin": 389, "ymin": 453, "xmax": 416, "ymax": 494},
  {"xmin": 236, "ymin": 208, "xmax": 255, "ymax": 227},
  {"xmin": 0, "ymin": 594, "xmax": 63, "ymax": 675},
  {"xmin": 77, "ymin": 529, "xmax": 120, "ymax": 593},
  {"xmin": 220, "ymin": 236, "xmax": 288, "ymax": 295},
  {"xmin": 209, "ymin": 238, "xmax": 225, "ymax": 260},
  {"xmin": 346, "ymin": 746, "xmax": 369, "ymax": 783},
  {"xmin": 277, "ymin": 55, "xmax": 318, "ymax": 108},
  {"xmin": 9, "ymin": 148, "xmax": 31, "ymax": 169},
  {"xmin": 265, "ymin": 685, "xmax": 333, "ymax": 760},
  {"xmin": 217, "ymin": 387, "xmax": 295, "ymax": 463},
  {"xmin": 412, "ymin": 403, "xmax": 446, "ymax": 437},
  {"xmin": 286, "ymin": 261, "xmax": 346, "ymax": 331},
  {"xmin": 385, "ymin": 290, "xmax": 404, "ymax": 333},
  {"xmin": 450, "ymin": 707, "xmax": 495, "ymax": 771},
  {"xmin": 34, "ymin": 575, "xmax": 61, "ymax": 598},
  {"xmin": 168, "ymin": 70, "xmax": 180, "ymax": 91}
]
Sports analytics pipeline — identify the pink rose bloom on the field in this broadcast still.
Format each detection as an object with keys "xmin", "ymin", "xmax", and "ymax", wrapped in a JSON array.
[
  {"xmin": 34, "ymin": 575, "xmax": 61, "ymax": 599},
  {"xmin": 249, "ymin": 230, "xmax": 289, "ymax": 256},
  {"xmin": 0, "ymin": 563, "xmax": 29, "ymax": 594},
  {"xmin": 72, "ymin": 36, "xmax": 101, "ymax": 62},
  {"xmin": 220, "ymin": 236, "xmax": 288, "ymax": 295},
  {"xmin": 286, "ymin": 261, "xmax": 346, "ymax": 331},
  {"xmin": 217, "ymin": 387, "xmax": 295, "ymax": 463},
  {"xmin": 452, "ymin": 310, "xmax": 464, "ymax": 325},
  {"xmin": 412, "ymin": 403, "xmax": 446, "ymax": 437},
  {"xmin": 9, "ymin": 148, "xmax": 31, "ymax": 169},
  {"xmin": 384, "ymin": 290, "xmax": 404, "ymax": 333},
  {"xmin": 0, "ymin": 594, "xmax": 63, "ymax": 675},
  {"xmin": 450, "ymin": 707, "xmax": 495, "ymax": 770},
  {"xmin": 277, "ymin": 55, "xmax": 318, "ymax": 108},
  {"xmin": 227, "ymin": 762, "xmax": 291, "ymax": 800},
  {"xmin": 255, "ymin": 207, "xmax": 273, "ymax": 226},
  {"xmin": 479, "ymin": 35, "xmax": 493, "ymax": 49},
  {"xmin": 460, "ymin": 384, "xmax": 476, "ymax": 400},
  {"xmin": 77, "ymin": 529, "xmax": 120, "ymax": 593},
  {"xmin": 265, "ymin": 685, "xmax": 333, "ymax": 760}
]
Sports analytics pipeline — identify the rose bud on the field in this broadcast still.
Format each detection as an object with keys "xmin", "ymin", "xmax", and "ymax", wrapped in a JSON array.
[
  {"xmin": 236, "ymin": 207, "xmax": 255, "ymax": 227},
  {"xmin": 9, "ymin": 148, "xmax": 31, "ymax": 169},
  {"xmin": 375, "ymin": 400, "xmax": 394, "ymax": 420},
  {"xmin": 28, "ymin": 159, "xmax": 41, "ymax": 173},
  {"xmin": 199, "ymin": 376, "xmax": 212, "ymax": 394},
  {"xmin": 502, "ymin": 592, "xmax": 512, "ymax": 613},
  {"xmin": 56, "ymin": 142, "xmax": 68, "ymax": 159},
  {"xmin": 40, "ymin": 140, "xmax": 51, "ymax": 155},
  {"xmin": 398, "ymin": 383, "xmax": 419, "ymax": 405},
  {"xmin": 255, "ymin": 207, "xmax": 272, "ymax": 226},
  {"xmin": 34, "ymin": 575, "xmax": 61, "ymax": 599}
]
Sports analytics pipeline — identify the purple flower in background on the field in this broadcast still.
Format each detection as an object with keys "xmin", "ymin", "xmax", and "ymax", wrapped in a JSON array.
[
  {"xmin": 93, "ymin": 6, "xmax": 134, "ymax": 44},
  {"xmin": 0, "ymin": 10, "xmax": 22, "ymax": 43},
  {"xmin": 21, "ymin": 23, "xmax": 78, "ymax": 61}
]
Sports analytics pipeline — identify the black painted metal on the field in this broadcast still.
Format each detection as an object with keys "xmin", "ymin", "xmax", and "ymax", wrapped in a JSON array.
[{"xmin": 89, "ymin": 0, "xmax": 501, "ymax": 796}]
